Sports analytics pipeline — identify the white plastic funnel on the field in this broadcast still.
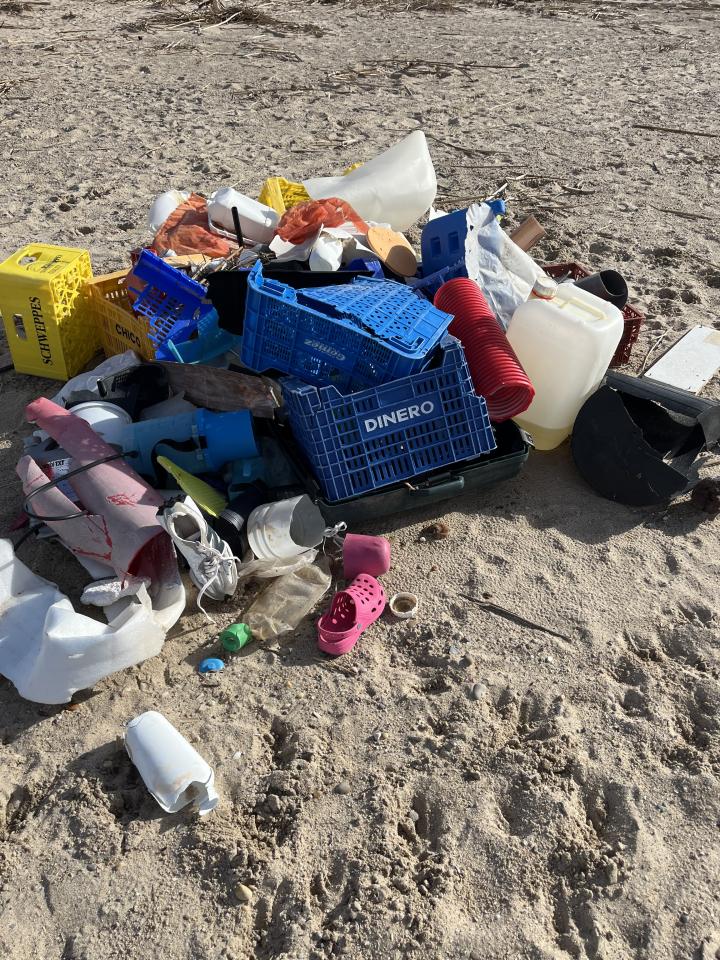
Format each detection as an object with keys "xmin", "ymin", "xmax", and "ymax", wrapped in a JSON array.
[
  {"xmin": 303, "ymin": 130, "xmax": 437, "ymax": 232},
  {"xmin": 246, "ymin": 495, "xmax": 326, "ymax": 561},
  {"xmin": 124, "ymin": 711, "xmax": 219, "ymax": 816}
]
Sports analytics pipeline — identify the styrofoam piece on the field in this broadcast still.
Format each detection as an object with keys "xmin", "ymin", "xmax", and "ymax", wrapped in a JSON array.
[
  {"xmin": 303, "ymin": 130, "xmax": 437, "ymax": 232},
  {"xmin": 207, "ymin": 187, "xmax": 279, "ymax": 245},
  {"xmin": 80, "ymin": 576, "xmax": 150, "ymax": 607},
  {"xmin": 124, "ymin": 711, "xmax": 219, "ymax": 816},
  {"xmin": 0, "ymin": 539, "xmax": 185, "ymax": 704},
  {"xmin": 148, "ymin": 190, "xmax": 191, "ymax": 234},
  {"xmin": 645, "ymin": 325, "xmax": 720, "ymax": 393}
]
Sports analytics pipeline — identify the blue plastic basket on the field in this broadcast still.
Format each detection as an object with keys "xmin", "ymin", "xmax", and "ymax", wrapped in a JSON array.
[
  {"xmin": 282, "ymin": 335, "xmax": 497, "ymax": 502},
  {"xmin": 127, "ymin": 250, "xmax": 214, "ymax": 354},
  {"xmin": 421, "ymin": 208, "xmax": 468, "ymax": 276},
  {"xmin": 412, "ymin": 201, "xmax": 509, "ymax": 302},
  {"xmin": 241, "ymin": 262, "xmax": 453, "ymax": 391},
  {"xmin": 408, "ymin": 259, "xmax": 468, "ymax": 302}
]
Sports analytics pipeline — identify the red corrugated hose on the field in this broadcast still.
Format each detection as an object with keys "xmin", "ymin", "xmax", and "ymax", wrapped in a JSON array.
[{"xmin": 434, "ymin": 278, "xmax": 534, "ymax": 422}]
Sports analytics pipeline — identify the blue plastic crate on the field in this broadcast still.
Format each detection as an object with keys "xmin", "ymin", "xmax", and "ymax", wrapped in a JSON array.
[
  {"xmin": 127, "ymin": 250, "xmax": 214, "ymax": 354},
  {"xmin": 241, "ymin": 262, "xmax": 453, "ymax": 391},
  {"xmin": 408, "ymin": 259, "xmax": 467, "ymax": 302},
  {"xmin": 421, "ymin": 208, "xmax": 468, "ymax": 276},
  {"xmin": 420, "ymin": 201, "xmax": 505, "ymax": 279},
  {"xmin": 282, "ymin": 335, "xmax": 497, "ymax": 502}
]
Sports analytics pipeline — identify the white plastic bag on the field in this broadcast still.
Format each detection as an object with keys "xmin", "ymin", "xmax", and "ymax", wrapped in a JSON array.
[
  {"xmin": 51, "ymin": 350, "xmax": 141, "ymax": 408},
  {"xmin": 0, "ymin": 539, "xmax": 184, "ymax": 704},
  {"xmin": 303, "ymin": 130, "xmax": 437, "ymax": 232},
  {"xmin": 464, "ymin": 203, "xmax": 545, "ymax": 329}
]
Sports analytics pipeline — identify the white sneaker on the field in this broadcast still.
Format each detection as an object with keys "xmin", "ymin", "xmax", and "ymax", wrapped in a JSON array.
[{"xmin": 157, "ymin": 496, "xmax": 238, "ymax": 615}]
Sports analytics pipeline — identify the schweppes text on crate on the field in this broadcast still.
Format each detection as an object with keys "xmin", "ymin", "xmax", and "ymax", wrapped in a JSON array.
[{"xmin": 0, "ymin": 243, "xmax": 98, "ymax": 380}]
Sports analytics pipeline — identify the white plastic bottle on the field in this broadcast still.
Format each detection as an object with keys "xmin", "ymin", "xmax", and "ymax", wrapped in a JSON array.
[
  {"xmin": 506, "ymin": 277, "xmax": 624, "ymax": 450},
  {"xmin": 207, "ymin": 187, "xmax": 280, "ymax": 245}
]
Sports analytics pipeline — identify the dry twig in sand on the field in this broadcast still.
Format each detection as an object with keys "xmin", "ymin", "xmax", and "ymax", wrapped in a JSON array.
[
  {"xmin": 149, "ymin": 0, "xmax": 324, "ymax": 35},
  {"xmin": 460, "ymin": 594, "xmax": 574, "ymax": 643},
  {"xmin": 633, "ymin": 122, "xmax": 720, "ymax": 138}
]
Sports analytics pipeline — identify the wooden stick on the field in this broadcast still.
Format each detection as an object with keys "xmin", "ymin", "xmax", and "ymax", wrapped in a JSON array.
[
  {"xmin": 460, "ymin": 594, "xmax": 574, "ymax": 643},
  {"xmin": 640, "ymin": 330, "xmax": 670, "ymax": 374},
  {"xmin": 633, "ymin": 123, "xmax": 720, "ymax": 138},
  {"xmin": 650, "ymin": 204, "xmax": 716, "ymax": 222}
]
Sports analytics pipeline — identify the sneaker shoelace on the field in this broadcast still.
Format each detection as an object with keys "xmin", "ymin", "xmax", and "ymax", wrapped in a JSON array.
[{"xmin": 196, "ymin": 543, "xmax": 240, "ymax": 620}]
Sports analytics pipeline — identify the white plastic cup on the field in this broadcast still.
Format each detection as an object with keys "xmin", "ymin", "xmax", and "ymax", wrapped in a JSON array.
[
  {"xmin": 69, "ymin": 401, "xmax": 132, "ymax": 447},
  {"xmin": 124, "ymin": 710, "xmax": 219, "ymax": 816},
  {"xmin": 246, "ymin": 495, "xmax": 326, "ymax": 561}
]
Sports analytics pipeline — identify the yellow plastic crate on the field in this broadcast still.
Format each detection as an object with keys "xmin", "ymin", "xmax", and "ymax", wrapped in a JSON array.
[
  {"xmin": 85, "ymin": 269, "xmax": 156, "ymax": 361},
  {"xmin": 0, "ymin": 243, "xmax": 97, "ymax": 380}
]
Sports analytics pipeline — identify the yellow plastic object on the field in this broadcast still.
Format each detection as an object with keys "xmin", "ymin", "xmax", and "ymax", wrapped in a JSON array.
[
  {"xmin": 0, "ymin": 243, "xmax": 97, "ymax": 380},
  {"xmin": 156, "ymin": 456, "xmax": 228, "ymax": 518},
  {"xmin": 84, "ymin": 270, "xmax": 156, "ymax": 361},
  {"xmin": 342, "ymin": 162, "xmax": 363, "ymax": 175},
  {"xmin": 258, "ymin": 177, "xmax": 310, "ymax": 216}
]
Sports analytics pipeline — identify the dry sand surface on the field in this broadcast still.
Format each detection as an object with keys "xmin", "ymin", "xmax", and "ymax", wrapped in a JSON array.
[{"xmin": 1, "ymin": 0, "xmax": 720, "ymax": 958}]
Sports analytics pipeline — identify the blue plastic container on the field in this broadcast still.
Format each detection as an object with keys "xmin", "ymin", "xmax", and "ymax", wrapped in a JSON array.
[
  {"xmin": 120, "ymin": 408, "xmax": 258, "ymax": 478},
  {"xmin": 416, "ymin": 201, "xmax": 506, "ymax": 298},
  {"xmin": 421, "ymin": 208, "xmax": 469, "ymax": 276},
  {"xmin": 282, "ymin": 335, "xmax": 497, "ymax": 502},
  {"xmin": 344, "ymin": 257, "xmax": 385, "ymax": 278},
  {"xmin": 241, "ymin": 262, "xmax": 453, "ymax": 391},
  {"xmin": 127, "ymin": 250, "xmax": 215, "ymax": 354}
]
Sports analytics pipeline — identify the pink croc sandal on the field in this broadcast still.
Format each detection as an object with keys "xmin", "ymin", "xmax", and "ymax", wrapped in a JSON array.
[{"xmin": 317, "ymin": 574, "xmax": 386, "ymax": 656}]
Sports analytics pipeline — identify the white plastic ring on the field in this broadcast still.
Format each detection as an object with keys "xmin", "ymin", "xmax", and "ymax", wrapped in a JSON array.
[{"xmin": 389, "ymin": 592, "xmax": 419, "ymax": 620}]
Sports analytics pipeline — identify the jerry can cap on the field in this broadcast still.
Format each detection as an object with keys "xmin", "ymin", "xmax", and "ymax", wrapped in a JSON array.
[{"xmin": 532, "ymin": 276, "xmax": 558, "ymax": 300}]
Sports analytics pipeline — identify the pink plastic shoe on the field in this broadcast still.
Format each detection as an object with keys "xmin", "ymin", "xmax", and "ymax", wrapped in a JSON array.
[{"xmin": 317, "ymin": 575, "xmax": 386, "ymax": 656}]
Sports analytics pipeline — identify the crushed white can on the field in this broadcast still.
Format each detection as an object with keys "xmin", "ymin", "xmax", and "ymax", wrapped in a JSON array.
[{"xmin": 124, "ymin": 710, "xmax": 219, "ymax": 816}]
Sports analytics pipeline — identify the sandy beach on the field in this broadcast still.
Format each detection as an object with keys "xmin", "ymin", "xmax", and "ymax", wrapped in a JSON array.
[{"xmin": 1, "ymin": 1, "xmax": 719, "ymax": 958}]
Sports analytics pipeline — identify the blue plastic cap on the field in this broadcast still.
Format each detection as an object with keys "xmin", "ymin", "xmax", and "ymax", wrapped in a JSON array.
[
  {"xmin": 486, "ymin": 198, "xmax": 507, "ymax": 217},
  {"xmin": 199, "ymin": 657, "xmax": 225, "ymax": 674}
]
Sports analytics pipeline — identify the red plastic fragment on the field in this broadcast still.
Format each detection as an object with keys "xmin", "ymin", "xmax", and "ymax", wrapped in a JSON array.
[{"xmin": 276, "ymin": 197, "xmax": 369, "ymax": 246}]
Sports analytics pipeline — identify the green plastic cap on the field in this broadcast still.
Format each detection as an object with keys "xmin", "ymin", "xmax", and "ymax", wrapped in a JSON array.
[{"xmin": 220, "ymin": 623, "xmax": 253, "ymax": 652}]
